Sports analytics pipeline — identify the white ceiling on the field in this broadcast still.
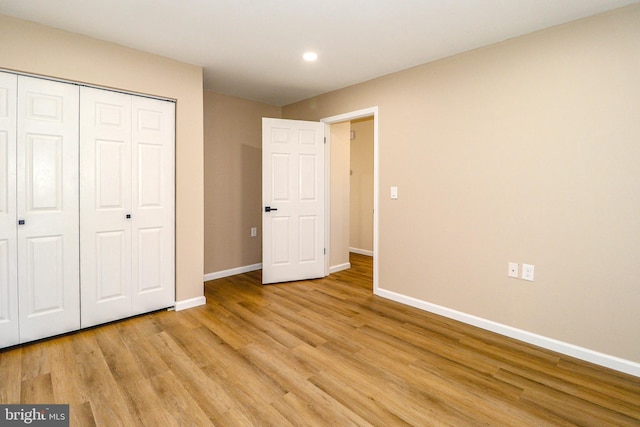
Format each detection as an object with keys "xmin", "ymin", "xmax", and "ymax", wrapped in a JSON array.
[{"xmin": 1, "ymin": 0, "xmax": 638, "ymax": 106}]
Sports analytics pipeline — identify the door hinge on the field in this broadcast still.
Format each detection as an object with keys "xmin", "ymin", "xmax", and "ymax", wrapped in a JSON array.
[
  {"xmin": 324, "ymin": 137, "xmax": 326, "ymax": 144},
  {"xmin": 324, "ymin": 248, "xmax": 326, "ymax": 255}
]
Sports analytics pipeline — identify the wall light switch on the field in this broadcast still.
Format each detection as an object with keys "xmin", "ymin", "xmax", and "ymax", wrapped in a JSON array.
[
  {"xmin": 390, "ymin": 186, "xmax": 398, "ymax": 199},
  {"xmin": 251, "ymin": 227, "xmax": 257, "ymax": 237},
  {"xmin": 522, "ymin": 264, "xmax": 535, "ymax": 281},
  {"xmin": 508, "ymin": 262, "xmax": 519, "ymax": 278}
]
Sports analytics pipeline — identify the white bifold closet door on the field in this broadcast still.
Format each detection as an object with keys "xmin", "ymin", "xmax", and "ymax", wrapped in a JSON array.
[
  {"xmin": 17, "ymin": 76, "xmax": 81, "ymax": 343},
  {"xmin": 0, "ymin": 72, "xmax": 19, "ymax": 347},
  {"xmin": 80, "ymin": 87, "xmax": 175, "ymax": 328}
]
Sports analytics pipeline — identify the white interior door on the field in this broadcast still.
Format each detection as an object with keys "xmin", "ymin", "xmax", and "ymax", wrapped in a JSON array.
[
  {"xmin": 130, "ymin": 95, "xmax": 175, "ymax": 314},
  {"xmin": 0, "ymin": 71, "xmax": 19, "ymax": 347},
  {"xmin": 81, "ymin": 88, "xmax": 175, "ymax": 327},
  {"xmin": 80, "ymin": 87, "xmax": 133, "ymax": 328},
  {"xmin": 262, "ymin": 118, "xmax": 325, "ymax": 284},
  {"xmin": 16, "ymin": 76, "xmax": 80, "ymax": 342}
]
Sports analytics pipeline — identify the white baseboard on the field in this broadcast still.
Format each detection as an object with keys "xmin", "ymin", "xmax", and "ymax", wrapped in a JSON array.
[
  {"xmin": 204, "ymin": 263, "xmax": 262, "ymax": 282},
  {"xmin": 330, "ymin": 262, "xmax": 351, "ymax": 274},
  {"xmin": 349, "ymin": 247, "xmax": 373, "ymax": 256},
  {"xmin": 174, "ymin": 296, "xmax": 206, "ymax": 312},
  {"xmin": 375, "ymin": 287, "xmax": 640, "ymax": 378}
]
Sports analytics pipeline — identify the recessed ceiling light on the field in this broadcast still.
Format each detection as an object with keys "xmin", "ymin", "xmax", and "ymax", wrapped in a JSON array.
[{"xmin": 303, "ymin": 52, "xmax": 318, "ymax": 62}]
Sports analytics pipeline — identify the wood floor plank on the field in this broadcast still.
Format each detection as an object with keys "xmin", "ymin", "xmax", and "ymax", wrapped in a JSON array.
[
  {"xmin": 20, "ymin": 373, "xmax": 53, "ymax": 404},
  {"xmin": 115, "ymin": 318, "xmax": 173, "ymax": 379},
  {"xmin": 49, "ymin": 336, "xmax": 90, "ymax": 406},
  {"xmin": 503, "ymin": 359, "xmax": 640, "ymax": 419},
  {"xmin": 386, "ymin": 353, "xmax": 561, "ymax": 426},
  {"xmin": 20, "ymin": 341, "xmax": 51, "ymax": 382},
  {"xmin": 68, "ymin": 331, "xmax": 138, "ymax": 426},
  {"xmin": 147, "ymin": 370, "xmax": 213, "ymax": 426},
  {"xmin": 69, "ymin": 401, "xmax": 96, "ymax": 427},
  {"xmin": 247, "ymin": 300, "xmax": 328, "ymax": 347},
  {"xmin": 272, "ymin": 388, "xmax": 372, "ymax": 427},
  {"xmin": 200, "ymin": 364, "xmax": 293, "ymax": 427},
  {"xmin": 193, "ymin": 322, "xmax": 290, "ymax": 408},
  {"xmin": 150, "ymin": 329, "xmax": 235, "ymax": 421},
  {"xmin": 0, "ymin": 346, "xmax": 22, "ymax": 403},
  {"xmin": 230, "ymin": 300, "xmax": 309, "ymax": 349},
  {"xmin": 558, "ymin": 357, "xmax": 640, "ymax": 396},
  {"xmin": 2, "ymin": 253, "xmax": 639, "ymax": 426},
  {"xmin": 496, "ymin": 368, "xmax": 640, "ymax": 426},
  {"xmin": 294, "ymin": 342, "xmax": 474, "ymax": 426},
  {"xmin": 307, "ymin": 370, "xmax": 413, "ymax": 427},
  {"xmin": 191, "ymin": 304, "xmax": 253, "ymax": 350},
  {"xmin": 238, "ymin": 341, "xmax": 319, "ymax": 388},
  {"xmin": 358, "ymin": 322, "xmax": 502, "ymax": 375},
  {"xmin": 163, "ymin": 325, "xmax": 224, "ymax": 368},
  {"xmin": 94, "ymin": 326, "xmax": 177, "ymax": 426},
  {"xmin": 240, "ymin": 338, "xmax": 388, "ymax": 427}
]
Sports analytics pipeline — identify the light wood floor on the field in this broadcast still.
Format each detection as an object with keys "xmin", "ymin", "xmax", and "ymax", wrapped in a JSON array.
[{"xmin": 2, "ymin": 253, "xmax": 639, "ymax": 426}]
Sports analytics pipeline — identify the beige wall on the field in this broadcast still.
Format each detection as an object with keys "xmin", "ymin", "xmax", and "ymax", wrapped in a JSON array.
[
  {"xmin": 283, "ymin": 5, "xmax": 640, "ymax": 363},
  {"xmin": 350, "ymin": 118, "xmax": 374, "ymax": 253},
  {"xmin": 203, "ymin": 91, "xmax": 280, "ymax": 274},
  {"xmin": 329, "ymin": 122, "xmax": 351, "ymax": 268},
  {"xmin": 0, "ymin": 15, "xmax": 205, "ymax": 302}
]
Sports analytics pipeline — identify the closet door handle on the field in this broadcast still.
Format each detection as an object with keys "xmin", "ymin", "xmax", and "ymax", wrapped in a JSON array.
[
  {"xmin": 265, "ymin": 206, "xmax": 278, "ymax": 212},
  {"xmin": 18, "ymin": 219, "xmax": 25, "ymax": 225},
  {"xmin": 126, "ymin": 214, "xmax": 131, "ymax": 219}
]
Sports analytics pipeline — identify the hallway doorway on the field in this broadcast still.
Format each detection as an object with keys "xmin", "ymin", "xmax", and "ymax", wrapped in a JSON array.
[{"xmin": 322, "ymin": 107, "xmax": 378, "ymax": 292}]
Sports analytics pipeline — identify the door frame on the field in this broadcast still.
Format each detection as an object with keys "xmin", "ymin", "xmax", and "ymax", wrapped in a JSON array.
[{"xmin": 321, "ymin": 107, "xmax": 379, "ymax": 292}]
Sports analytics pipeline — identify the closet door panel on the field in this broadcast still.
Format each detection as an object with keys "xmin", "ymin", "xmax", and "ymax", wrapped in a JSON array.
[
  {"xmin": 17, "ymin": 76, "xmax": 79, "ymax": 343},
  {"xmin": 131, "ymin": 97, "xmax": 175, "ymax": 314},
  {"xmin": 0, "ymin": 72, "xmax": 18, "ymax": 347},
  {"xmin": 80, "ymin": 87, "xmax": 132, "ymax": 328},
  {"xmin": 137, "ymin": 227, "xmax": 162, "ymax": 292},
  {"xmin": 25, "ymin": 236, "xmax": 64, "ymax": 312},
  {"xmin": 0, "ymin": 239, "xmax": 16, "ymax": 347}
]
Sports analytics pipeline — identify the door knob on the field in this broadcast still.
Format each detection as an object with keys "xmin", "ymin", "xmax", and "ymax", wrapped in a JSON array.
[
  {"xmin": 265, "ymin": 206, "xmax": 278, "ymax": 212},
  {"xmin": 18, "ymin": 219, "xmax": 25, "ymax": 225},
  {"xmin": 126, "ymin": 214, "xmax": 131, "ymax": 219}
]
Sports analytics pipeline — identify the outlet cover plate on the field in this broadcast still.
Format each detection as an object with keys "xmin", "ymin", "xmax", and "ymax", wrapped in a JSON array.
[{"xmin": 508, "ymin": 262, "xmax": 519, "ymax": 278}]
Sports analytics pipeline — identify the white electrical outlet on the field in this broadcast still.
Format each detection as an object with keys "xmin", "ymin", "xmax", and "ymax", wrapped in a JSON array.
[
  {"xmin": 251, "ymin": 227, "xmax": 257, "ymax": 237},
  {"xmin": 522, "ymin": 264, "xmax": 535, "ymax": 281},
  {"xmin": 508, "ymin": 262, "xmax": 519, "ymax": 278}
]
